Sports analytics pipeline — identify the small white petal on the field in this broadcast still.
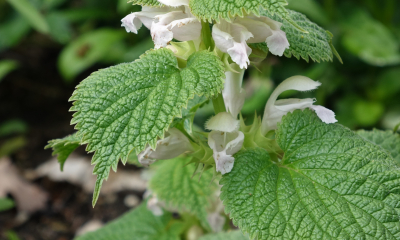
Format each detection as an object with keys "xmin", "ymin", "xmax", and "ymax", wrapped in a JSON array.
[
  {"xmin": 266, "ymin": 29, "xmax": 290, "ymax": 56},
  {"xmin": 208, "ymin": 130, "xmax": 244, "ymax": 175},
  {"xmin": 309, "ymin": 105, "xmax": 338, "ymax": 124},
  {"xmin": 274, "ymin": 98, "xmax": 315, "ymax": 112},
  {"xmin": 261, "ymin": 76, "xmax": 322, "ymax": 134},
  {"xmin": 223, "ymin": 65, "xmax": 246, "ymax": 118},
  {"xmin": 212, "ymin": 24, "xmax": 235, "ymax": 53},
  {"xmin": 168, "ymin": 17, "xmax": 201, "ymax": 41},
  {"xmin": 234, "ymin": 17, "xmax": 273, "ymax": 43},
  {"xmin": 214, "ymin": 151, "xmax": 235, "ymax": 175},
  {"xmin": 205, "ymin": 112, "xmax": 240, "ymax": 132},
  {"xmin": 121, "ymin": 13, "xmax": 143, "ymax": 33},
  {"xmin": 151, "ymin": 21, "xmax": 174, "ymax": 49},
  {"xmin": 157, "ymin": 0, "xmax": 189, "ymax": 6},
  {"xmin": 137, "ymin": 128, "xmax": 193, "ymax": 166},
  {"xmin": 227, "ymin": 41, "xmax": 252, "ymax": 69}
]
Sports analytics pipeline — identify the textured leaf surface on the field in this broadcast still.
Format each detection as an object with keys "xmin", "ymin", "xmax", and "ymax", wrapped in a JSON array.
[
  {"xmin": 70, "ymin": 48, "xmax": 224, "ymax": 205},
  {"xmin": 199, "ymin": 231, "xmax": 249, "ymax": 240},
  {"xmin": 45, "ymin": 133, "xmax": 81, "ymax": 171},
  {"xmin": 221, "ymin": 109, "xmax": 400, "ymax": 239},
  {"xmin": 358, "ymin": 129, "xmax": 400, "ymax": 165},
  {"xmin": 149, "ymin": 158, "xmax": 218, "ymax": 229},
  {"xmin": 189, "ymin": 0, "xmax": 288, "ymax": 22},
  {"xmin": 75, "ymin": 203, "xmax": 184, "ymax": 240},
  {"xmin": 128, "ymin": 0, "xmax": 162, "ymax": 7},
  {"xmin": 261, "ymin": 10, "xmax": 339, "ymax": 63}
]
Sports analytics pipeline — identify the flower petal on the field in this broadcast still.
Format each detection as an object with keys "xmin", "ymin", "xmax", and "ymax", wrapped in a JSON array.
[
  {"xmin": 223, "ymin": 64, "xmax": 246, "ymax": 118},
  {"xmin": 227, "ymin": 41, "xmax": 252, "ymax": 69},
  {"xmin": 214, "ymin": 151, "xmax": 235, "ymax": 174},
  {"xmin": 121, "ymin": 13, "xmax": 143, "ymax": 33},
  {"xmin": 309, "ymin": 105, "xmax": 338, "ymax": 124},
  {"xmin": 205, "ymin": 112, "xmax": 240, "ymax": 132},
  {"xmin": 234, "ymin": 17, "xmax": 273, "ymax": 43},
  {"xmin": 151, "ymin": 21, "xmax": 174, "ymax": 49},
  {"xmin": 225, "ymin": 131, "xmax": 244, "ymax": 155},
  {"xmin": 207, "ymin": 212, "xmax": 226, "ymax": 232},
  {"xmin": 266, "ymin": 29, "xmax": 290, "ymax": 56},
  {"xmin": 157, "ymin": 0, "xmax": 189, "ymax": 6},
  {"xmin": 138, "ymin": 128, "xmax": 193, "ymax": 165},
  {"xmin": 168, "ymin": 17, "xmax": 201, "ymax": 41},
  {"xmin": 212, "ymin": 24, "xmax": 235, "ymax": 53}
]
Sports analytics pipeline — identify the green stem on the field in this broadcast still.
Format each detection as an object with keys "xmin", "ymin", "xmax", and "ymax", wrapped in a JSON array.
[
  {"xmin": 212, "ymin": 94, "xmax": 226, "ymax": 114},
  {"xmin": 201, "ymin": 21, "xmax": 214, "ymax": 50}
]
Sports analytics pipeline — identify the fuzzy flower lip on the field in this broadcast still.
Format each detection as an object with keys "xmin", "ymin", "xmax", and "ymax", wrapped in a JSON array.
[
  {"xmin": 157, "ymin": 0, "xmax": 189, "ymax": 6},
  {"xmin": 206, "ymin": 112, "xmax": 244, "ymax": 174},
  {"xmin": 121, "ymin": 5, "xmax": 201, "ymax": 49},
  {"xmin": 212, "ymin": 15, "xmax": 290, "ymax": 69},
  {"xmin": 138, "ymin": 128, "xmax": 193, "ymax": 167},
  {"xmin": 261, "ymin": 76, "xmax": 337, "ymax": 135}
]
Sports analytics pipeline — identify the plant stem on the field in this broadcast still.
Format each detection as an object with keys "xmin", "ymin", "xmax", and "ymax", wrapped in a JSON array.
[
  {"xmin": 201, "ymin": 21, "xmax": 214, "ymax": 50},
  {"xmin": 212, "ymin": 94, "xmax": 226, "ymax": 114}
]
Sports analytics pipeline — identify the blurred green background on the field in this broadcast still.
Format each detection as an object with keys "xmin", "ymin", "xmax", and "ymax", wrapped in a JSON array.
[{"xmin": 0, "ymin": 0, "xmax": 399, "ymax": 238}]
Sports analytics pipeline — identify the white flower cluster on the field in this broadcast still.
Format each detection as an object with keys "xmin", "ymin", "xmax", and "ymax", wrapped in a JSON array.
[
  {"xmin": 126, "ymin": 1, "xmax": 337, "ymax": 175},
  {"xmin": 121, "ymin": 0, "xmax": 290, "ymax": 69}
]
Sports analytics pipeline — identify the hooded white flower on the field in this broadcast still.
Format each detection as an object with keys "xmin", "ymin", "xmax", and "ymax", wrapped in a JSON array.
[
  {"xmin": 261, "ymin": 76, "xmax": 337, "ymax": 135},
  {"xmin": 121, "ymin": 3, "xmax": 201, "ymax": 49},
  {"xmin": 138, "ymin": 128, "xmax": 194, "ymax": 167},
  {"xmin": 223, "ymin": 64, "xmax": 246, "ymax": 118},
  {"xmin": 206, "ymin": 112, "xmax": 244, "ymax": 174},
  {"xmin": 212, "ymin": 15, "xmax": 290, "ymax": 69}
]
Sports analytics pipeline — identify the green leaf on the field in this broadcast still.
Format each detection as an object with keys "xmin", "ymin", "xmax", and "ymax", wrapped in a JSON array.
[
  {"xmin": 149, "ymin": 157, "xmax": 218, "ymax": 230},
  {"xmin": 0, "ymin": 119, "xmax": 27, "ymax": 137},
  {"xmin": 221, "ymin": 109, "xmax": 400, "ymax": 239},
  {"xmin": 341, "ymin": 11, "xmax": 400, "ymax": 66},
  {"xmin": 0, "ymin": 136, "xmax": 27, "ymax": 157},
  {"xmin": 0, "ymin": 198, "xmax": 15, "ymax": 212},
  {"xmin": 261, "ymin": 10, "xmax": 340, "ymax": 63},
  {"xmin": 58, "ymin": 29, "xmax": 125, "ymax": 81},
  {"xmin": 189, "ymin": 0, "xmax": 288, "ymax": 23},
  {"xmin": 358, "ymin": 129, "xmax": 400, "ymax": 165},
  {"xmin": 70, "ymin": 48, "xmax": 224, "ymax": 206},
  {"xmin": 0, "ymin": 16, "xmax": 30, "ymax": 51},
  {"xmin": 45, "ymin": 133, "xmax": 81, "ymax": 171},
  {"xmin": 171, "ymin": 95, "xmax": 208, "ymax": 134},
  {"xmin": 128, "ymin": 0, "xmax": 162, "ymax": 7},
  {"xmin": 199, "ymin": 231, "xmax": 249, "ymax": 240},
  {"xmin": 0, "ymin": 60, "xmax": 18, "ymax": 82},
  {"xmin": 75, "ymin": 202, "xmax": 184, "ymax": 240},
  {"xmin": 6, "ymin": 0, "xmax": 49, "ymax": 33}
]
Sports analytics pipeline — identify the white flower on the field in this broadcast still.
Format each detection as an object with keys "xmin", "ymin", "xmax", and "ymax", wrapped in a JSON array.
[
  {"xmin": 206, "ymin": 112, "xmax": 244, "ymax": 174},
  {"xmin": 261, "ymin": 76, "xmax": 337, "ymax": 135},
  {"xmin": 138, "ymin": 128, "xmax": 193, "ymax": 167},
  {"xmin": 144, "ymin": 191, "xmax": 164, "ymax": 216},
  {"xmin": 222, "ymin": 64, "xmax": 246, "ymax": 118},
  {"xmin": 212, "ymin": 15, "xmax": 290, "ymax": 69},
  {"xmin": 121, "ymin": 4, "xmax": 201, "ymax": 49}
]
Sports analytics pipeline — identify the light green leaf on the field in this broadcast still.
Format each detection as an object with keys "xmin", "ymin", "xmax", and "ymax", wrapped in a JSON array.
[
  {"xmin": 58, "ymin": 29, "xmax": 125, "ymax": 81},
  {"xmin": 221, "ymin": 109, "xmax": 400, "ymax": 239},
  {"xmin": 341, "ymin": 11, "xmax": 400, "ymax": 66},
  {"xmin": 353, "ymin": 100, "xmax": 384, "ymax": 127},
  {"xmin": 0, "ymin": 136, "xmax": 27, "ymax": 157},
  {"xmin": 70, "ymin": 48, "xmax": 224, "ymax": 206},
  {"xmin": 45, "ymin": 133, "xmax": 81, "ymax": 171},
  {"xmin": 261, "ymin": 9, "xmax": 340, "ymax": 63},
  {"xmin": 0, "ymin": 60, "xmax": 18, "ymax": 82},
  {"xmin": 189, "ymin": 0, "xmax": 288, "ymax": 23},
  {"xmin": 47, "ymin": 12, "xmax": 72, "ymax": 44},
  {"xmin": 149, "ymin": 157, "xmax": 218, "ymax": 230},
  {"xmin": 286, "ymin": 0, "xmax": 328, "ymax": 26},
  {"xmin": 358, "ymin": 129, "xmax": 400, "ymax": 166},
  {"xmin": 6, "ymin": 0, "xmax": 49, "ymax": 33},
  {"xmin": 0, "ymin": 198, "xmax": 15, "ymax": 212},
  {"xmin": 75, "ymin": 202, "xmax": 185, "ymax": 240},
  {"xmin": 128, "ymin": 0, "xmax": 162, "ymax": 7},
  {"xmin": 199, "ymin": 231, "xmax": 249, "ymax": 240}
]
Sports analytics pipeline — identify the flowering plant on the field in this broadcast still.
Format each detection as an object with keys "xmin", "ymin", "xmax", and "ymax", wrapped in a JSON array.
[{"xmin": 47, "ymin": 0, "xmax": 400, "ymax": 239}]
